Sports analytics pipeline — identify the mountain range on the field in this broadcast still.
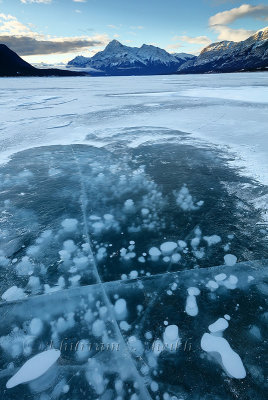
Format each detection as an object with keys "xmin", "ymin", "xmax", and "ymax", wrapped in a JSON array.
[
  {"xmin": 67, "ymin": 40, "xmax": 196, "ymax": 75},
  {"xmin": 1, "ymin": 27, "xmax": 267, "ymax": 77},
  {"xmin": 0, "ymin": 44, "xmax": 85, "ymax": 77},
  {"xmin": 68, "ymin": 27, "xmax": 268, "ymax": 75},
  {"xmin": 177, "ymin": 27, "xmax": 268, "ymax": 74}
]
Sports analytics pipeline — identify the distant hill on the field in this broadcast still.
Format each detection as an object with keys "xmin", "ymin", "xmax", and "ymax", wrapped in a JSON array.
[
  {"xmin": 177, "ymin": 27, "xmax": 268, "ymax": 74},
  {"xmin": 68, "ymin": 40, "xmax": 196, "ymax": 76},
  {"xmin": 0, "ymin": 44, "xmax": 86, "ymax": 77}
]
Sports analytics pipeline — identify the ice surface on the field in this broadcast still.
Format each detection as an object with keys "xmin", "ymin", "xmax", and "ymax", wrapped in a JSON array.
[
  {"xmin": 0, "ymin": 73, "xmax": 267, "ymax": 399},
  {"xmin": 0, "ymin": 260, "xmax": 267, "ymax": 399}
]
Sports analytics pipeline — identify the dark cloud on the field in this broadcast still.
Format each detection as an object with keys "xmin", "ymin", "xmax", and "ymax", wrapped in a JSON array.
[{"xmin": 0, "ymin": 35, "xmax": 102, "ymax": 55}]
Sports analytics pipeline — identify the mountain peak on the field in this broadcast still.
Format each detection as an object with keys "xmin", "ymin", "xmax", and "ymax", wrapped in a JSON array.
[{"xmin": 105, "ymin": 40, "xmax": 123, "ymax": 50}]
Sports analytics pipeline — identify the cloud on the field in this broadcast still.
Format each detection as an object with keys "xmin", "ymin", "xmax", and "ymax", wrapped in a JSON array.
[
  {"xmin": 209, "ymin": 4, "xmax": 268, "ymax": 42},
  {"xmin": 209, "ymin": 4, "xmax": 268, "ymax": 26},
  {"xmin": 173, "ymin": 35, "xmax": 212, "ymax": 45},
  {"xmin": 212, "ymin": 25, "xmax": 255, "ymax": 41},
  {"xmin": 107, "ymin": 24, "xmax": 120, "ymax": 29},
  {"xmin": 130, "ymin": 25, "xmax": 144, "ymax": 30},
  {"xmin": 21, "ymin": 0, "xmax": 52, "ymax": 4},
  {"xmin": 0, "ymin": 13, "xmax": 109, "ymax": 55},
  {"xmin": 73, "ymin": 0, "xmax": 87, "ymax": 2},
  {"xmin": 0, "ymin": 35, "xmax": 103, "ymax": 55}
]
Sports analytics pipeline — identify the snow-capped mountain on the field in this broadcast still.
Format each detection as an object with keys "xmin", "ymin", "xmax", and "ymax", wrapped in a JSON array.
[
  {"xmin": 68, "ymin": 40, "xmax": 195, "ymax": 75},
  {"xmin": 177, "ymin": 27, "xmax": 268, "ymax": 74}
]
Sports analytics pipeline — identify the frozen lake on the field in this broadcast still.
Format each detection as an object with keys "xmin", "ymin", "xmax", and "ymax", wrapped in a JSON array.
[{"xmin": 0, "ymin": 73, "xmax": 267, "ymax": 399}]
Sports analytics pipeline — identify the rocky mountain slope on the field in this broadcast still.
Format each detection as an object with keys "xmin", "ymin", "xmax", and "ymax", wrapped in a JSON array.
[{"xmin": 177, "ymin": 27, "xmax": 268, "ymax": 74}]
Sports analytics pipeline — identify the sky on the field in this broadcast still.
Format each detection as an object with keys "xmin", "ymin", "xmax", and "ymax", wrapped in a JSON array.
[{"xmin": 0, "ymin": 0, "xmax": 268, "ymax": 65}]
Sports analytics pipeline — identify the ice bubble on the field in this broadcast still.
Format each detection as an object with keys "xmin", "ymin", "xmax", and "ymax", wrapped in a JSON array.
[
  {"xmin": 249, "ymin": 325, "xmax": 262, "ymax": 340},
  {"xmin": 206, "ymin": 280, "xmax": 219, "ymax": 291},
  {"xmin": 175, "ymin": 185, "xmax": 203, "ymax": 211},
  {"xmin": 59, "ymin": 250, "xmax": 71, "ymax": 262},
  {"xmin": 163, "ymin": 256, "xmax": 170, "ymax": 263},
  {"xmin": 214, "ymin": 273, "xmax": 227, "ymax": 282},
  {"xmin": 208, "ymin": 318, "xmax": 229, "ymax": 334},
  {"xmin": 62, "ymin": 385, "xmax": 69, "ymax": 393},
  {"xmin": 223, "ymin": 275, "xmax": 238, "ymax": 289},
  {"xmin": 171, "ymin": 253, "xmax": 181, "ymax": 263},
  {"xmin": 63, "ymin": 240, "xmax": 77, "ymax": 253},
  {"xmin": 119, "ymin": 321, "xmax": 131, "ymax": 331},
  {"xmin": 224, "ymin": 254, "xmax": 237, "ymax": 266},
  {"xmin": 61, "ymin": 218, "xmax": 78, "ymax": 232},
  {"xmin": 0, "ymin": 254, "xmax": 9, "ymax": 267},
  {"xmin": 129, "ymin": 270, "xmax": 138, "ymax": 279},
  {"xmin": 124, "ymin": 199, "xmax": 135, "ymax": 212},
  {"xmin": 92, "ymin": 319, "xmax": 105, "ymax": 337},
  {"xmin": 2, "ymin": 286, "xmax": 26, "ymax": 302},
  {"xmin": 149, "ymin": 247, "xmax": 161, "ymax": 260},
  {"xmin": 27, "ymin": 276, "xmax": 41, "ymax": 293},
  {"xmin": 128, "ymin": 336, "xmax": 144, "ymax": 356},
  {"xmin": 163, "ymin": 325, "xmax": 181, "ymax": 350},
  {"xmin": 185, "ymin": 295, "xmax": 198, "ymax": 317},
  {"xmin": 26, "ymin": 245, "xmax": 40, "ymax": 257},
  {"xmin": 92, "ymin": 221, "xmax": 105, "ymax": 235},
  {"xmin": 138, "ymin": 256, "xmax": 146, "ymax": 263},
  {"xmin": 141, "ymin": 208, "xmax": 150, "ymax": 216},
  {"xmin": 187, "ymin": 287, "xmax": 200, "ymax": 296},
  {"xmin": 89, "ymin": 215, "xmax": 101, "ymax": 221},
  {"xmin": 56, "ymin": 313, "xmax": 75, "ymax": 333},
  {"xmin": 178, "ymin": 240, "xmax": 187, "ymax": 249},
  {"xmin": 69, "ymin": 275, "xmax": 81, "ymax": 286},
  {"xmin": 204, "ymin": 235, "xmax": 221, "ymax": 246},
  {"xmin": 191, "ymin": 237, "xmax": 200, "ymax": 249},
  {"xmin": 103, "ymin": 214, "xmax": 114, "ymax": 222},
  {"xmin": 16, "ymin": 256, "xmax": 34, "ymax": 276},
  {"xmin": 160, "ymin": 241, "xmax": 177, "ymax": 255},
  {"xmin": 114, "ymin": 298, "xmax": 127, "ymax": 320},
  {"xmin": 145, "ymin": 331, "xmax": 152, "ymax": 340},
  {"xmin": 73, "ymin": 256, "xmax": 88, "ymax": 270},
  {"xmin": 150, "ymin": 381, "xmax": 159, "ymax": 392},
  {"xmin": 6, "ymin": 349, "xmax": 60, "ymax": 389},
  {"xmin": 29, "ymin": 318, "xmax": 43, "ymax": 336},
  {"xmin": 201, "ymin": 333, "xmax": 246, "ymax": 379}
]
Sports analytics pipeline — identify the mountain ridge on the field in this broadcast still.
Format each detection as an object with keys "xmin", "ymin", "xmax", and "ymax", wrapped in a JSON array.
[
  {"xmin": 68, "ymin": 40, "xmax": 196, "ymax": 76},
  {"xmin": 177, "ymin": 26, "xmax": 268, "ymax": 74}
]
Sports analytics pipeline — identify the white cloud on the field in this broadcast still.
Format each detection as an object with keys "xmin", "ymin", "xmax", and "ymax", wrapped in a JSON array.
[
  {"xmin": 21, "ymin": 0, "xmax": 52, "ymax": 4},
  {"xmin": 107, "ymin": 24, "xmax": 120, "ymax": 29},
  {"xmin": 212, "ymin": 25, "xmax": 255, "ymax": 41},
  {"xmin": 0, "ymin": 13, "xmax": 109, "ymax": 55},
  {"xmin": 73, "ymin": 0, "xmax": 87, "ymax": 3},
  {"xmin": 130, "ymin": 25, "xmax": 144, "ymax": 30},
  {"xmin": 173, "ymin": 35, "xmax": 212, "ymax": 45},
  {"xmin": 209, "ymin": 4, "xmax": 268, "ymax": 26},
  {"xmin": 209, "ymin": 4, "xmax": 268, "ymax": 42}
]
